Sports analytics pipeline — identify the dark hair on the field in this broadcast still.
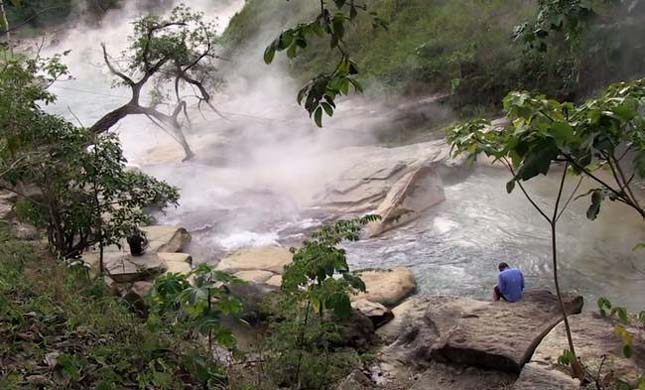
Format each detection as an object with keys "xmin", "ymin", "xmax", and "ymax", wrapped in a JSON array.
[{"xmin": 498, "ymin": 262, "xmax": 510, "ymax": 271}]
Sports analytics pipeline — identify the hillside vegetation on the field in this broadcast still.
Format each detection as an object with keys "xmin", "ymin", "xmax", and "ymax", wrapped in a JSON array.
[{"xmin": 224, "ymin": 0, "xmax": 645, "ymax": 114}]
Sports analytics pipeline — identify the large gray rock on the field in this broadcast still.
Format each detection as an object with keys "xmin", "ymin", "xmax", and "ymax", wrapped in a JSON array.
[
  {"xmin": 216, "ymin": 246, "xmax": 292, "ymax": 274},
  {"xmin": 431, "ymin": 290, "xmax": 583, "ymax": 372},
  {"xmin": 377, "ymin": 290, "xmax": 583, "ymax": 376},
  {"xmin": 141, "ymin": 225, "xmax": 191, "ymax": 253},
  {"xmin": 316, "ymin": 141, "xmax": 450, "ymax": 220},
  {"xmin": 367, "ymin": 164, "xmax": 445, "ymax": 237},
  {"xmin": 354, "ymin": 267, "xmax": 417, "ymax": 307},
  {"xmin": 529, "ymin": 312, "xmax": 645, "ymax": 385}
]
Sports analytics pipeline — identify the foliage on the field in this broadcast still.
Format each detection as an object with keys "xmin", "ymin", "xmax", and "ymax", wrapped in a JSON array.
[
  {"xmin": 250, "ymin": 216, "xmax": 379, "ymax": 389},
  {"xmin": 282, "ymin": 215, "xmax": 380, "ymax": 318},
  {"xmin": 596, "ymin": 297, "xmax": 645, "ymax": 359},
  {"xmin": 448, "ymin": 78, "xmax": 645, "ymax": 220},
  {"xmin": 147, "ymin": 264, "xmax": 243, "ymax": 352},
  {"xmin": 263, "ymin": 0, "xmax": 387, "ymax": 126},
  {"xmin": 0, "ymin": 56, "xmax": 179, "ymax": 258},
  {"xmin": 0, "ymin": 224, "xmax": 225, "ymax": 389}
]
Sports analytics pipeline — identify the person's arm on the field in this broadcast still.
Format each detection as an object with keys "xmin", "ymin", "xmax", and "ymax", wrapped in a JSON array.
[{"xmin": 498, "ymin": 273, "xmax": 505, "ymax": 294}]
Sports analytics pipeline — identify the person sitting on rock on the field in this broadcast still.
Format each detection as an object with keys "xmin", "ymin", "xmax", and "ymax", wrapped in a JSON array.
[
  {"xmin": 493, "ymin": 262, "xmax": 524, "ymax": 302},
  {"xmin": 127, "ymin": 227, "xmax": 148, "ymax": 257}
]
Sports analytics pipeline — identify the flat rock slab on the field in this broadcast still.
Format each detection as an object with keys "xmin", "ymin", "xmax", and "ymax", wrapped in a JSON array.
[
  {"xmin": 158, "ymin": 252, "xmax": 193, "ymax": 265},
  {"xmin": 431, "ymin": 290, "xmax": 583, "ymax": 372},
  {"xmin": 377, "ymin": 290, "xmax": 583, "ymax": 377},
  {"xmin": 103, "ymin": 252, "xmax": 167, "ymax": 283},
  {"xmin": 216, "ymin": 246, "xmax": 292, "ymax": 274},
  {"xmin": 410, "ymin": 362, "xmax": 516, "ymax": 390},
  {"xmin": 530, "ymin": 312, "xmax": 645, "ymax": 384},
  {"xmin": 141, "ymin": 226, "xmax": 191, "ymax": 253},
  {"xmin": 354, "ymin": 267, "xmax": 417, "ymax": 307}
]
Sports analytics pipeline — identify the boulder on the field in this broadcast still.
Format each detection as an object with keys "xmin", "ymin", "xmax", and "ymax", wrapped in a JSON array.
[
  {"xmin": 11, "ymin": 220, "xmax": 39, "ymax": 240},
  {"xmin": 430, "ymin": 290, "xmax": 583, "ymax": 372},
  {"xmin": 354, "ymin": 267, "xmax": 417, "ymax": 307},
  {"xmin": 377, "ymin": 290, "xmax": 583, "ymax": 375},
  {"xmin": 164, "ymin": 260, "xmax": 192, "ymax": 276},
  {"xmin": 352, "ymin": 299, "xmax": 394, "ymax": 329},
  {"xmin": 0, "ymin": 192, "xmax": 14, "ymax": 220},
  {"xmin": 141, "ymin": 225, "xmax": 191, "ymax": 253},
  {"xmin": 233, "ymin": 270, "xmax": 275, "ymax": 284},
  {"xmin": 512, "ymin": 362, "xmax": 580, "ymax": 389},
  {"xmin": 316, "ymin": 140, "xmax": 450, "ymax": 215},
  {"xmin": 529, "ymin": 312, "xmax": 645, "ymax": 385},
  {"xmin": 367, "ymin": 164, "xmax": 445, "ymax": 237},
  {"xmin": 216, "ymin": 246, "xmax": 292, "ymax": 274}
]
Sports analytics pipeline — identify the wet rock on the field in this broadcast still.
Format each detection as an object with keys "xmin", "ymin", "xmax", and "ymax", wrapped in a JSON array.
[
  {"xmin": 233, "ymin": 270, "xmax": 275, "ymax": 284},
  {"xmin": 512, "ymin": 362, "xmax": 580, "ymax": 389},
  {"xmin": 367, "ymin": 164, "xmax": 445, "ymax": 237},
  {"xmin": 529, "ymin": 312, "xmax": 645, "ymax": 384},
  {"xmin": 377, "ymin": 290, "xmax": 583, "ymax": 376},
  {"xmin": 141, "ymin": 225, "xmax": 191, "ymax": 253},
  {"xmin": 354, "ymin": 267, "xmax": 417, "ymax": 307},
  {"xmin": 352, "ymin": 299, "xmax": 394, "ymax": 329},
  {"xmin": 216, "ymin": 246, "xmax": 292, "ymax": 274}
]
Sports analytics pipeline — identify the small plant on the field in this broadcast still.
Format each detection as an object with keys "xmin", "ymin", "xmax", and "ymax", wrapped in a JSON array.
[
  {"xmin": 596, "ymin": 297, "xmax": 644, "ymax": 359},
  {"xmin": 147, "ymin": 264, "xmax": 243, "ymax": 352},
  {"xmin": 256, "ymin": 215, "xmax": 380, "ymax": 389}
]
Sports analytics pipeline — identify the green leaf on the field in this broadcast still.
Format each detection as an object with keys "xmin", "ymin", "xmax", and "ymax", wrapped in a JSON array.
[
  {"xmin": 623, "ymin": 344, "xmax": 633, "ymax": 358},
  {"xmin": 514, "ymin": 140, "xmax": 559, "ymax": 181},
  {"xmin": 586, "ymin": 190, "xmax": 604, "ymax": 220},
  {"xmin": 9, "ymin": 0, "xmax": 21, "ymax": 7},
  {"xmin": 320, "ymin": 102, "xmax": 333, "ymax": 117},
  {"xmin": 263, "ymin": 45, "xmax": 276, "ymax": 64},
  {"xmin": 506, "ymin": 180, "xmax": 516, "ymax": 194},
  {"xmin": 313, "ymin": 106, "xmax": 323, "ymax": 127}
]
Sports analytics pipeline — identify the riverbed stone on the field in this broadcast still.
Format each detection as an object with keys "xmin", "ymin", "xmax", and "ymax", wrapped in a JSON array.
[
  {"xmin": 354, "ymin": 267, "xmax": 417, "ymax": 307},
  {"xmin": 233, "ymin": 270, "xmax": 275, "ymax": 284},
  {"xmin": 216, "ymin": 246, "xmax": 292, "ymax": 274},
  {"xmin": 264, "ymin": 274, "xmax": 282, "ymax": 288},
  {"xmin": 529, "ymin": 312, "xmax": 645, "ymax": 384},
  {"xmin": 367, "ymin": 164, "xmax": 445, "ymax": 237},
  {"xmin": 377, "ymin": 290, "xmax": 583, "ymax": 377},
  {"xmin": 352, "ymin": 299, "xmax": 394, "ymax": 328},
  {"xmin": 141, "ymin": 225, "xmax": 191, "ymax": 253}
]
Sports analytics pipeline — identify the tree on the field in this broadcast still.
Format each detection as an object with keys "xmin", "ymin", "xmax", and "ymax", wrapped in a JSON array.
[
  {"xmin": 263, "ymin": 0, "xmax": 387, "ymax": 127},
  {"xmin": 448, "ymin": 77, "xmax": 645, "ymax": 379},
  {"xmin": 92, "ymin": 4, "xmax": 224, "ymax": 160},
  {"xmin": 0, "ymin": 56, "xmax": 179, "ymax": 260}
]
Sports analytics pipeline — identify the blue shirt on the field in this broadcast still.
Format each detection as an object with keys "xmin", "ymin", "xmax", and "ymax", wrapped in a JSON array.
[{"xmin": 498, "ymin": 268, "xmax": 524, "ymax": 302}]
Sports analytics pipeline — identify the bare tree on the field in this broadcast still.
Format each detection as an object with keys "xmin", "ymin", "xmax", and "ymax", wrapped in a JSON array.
[{"xmin": 91, "ymin": 5, "xmax": 224, "ymax": 160}]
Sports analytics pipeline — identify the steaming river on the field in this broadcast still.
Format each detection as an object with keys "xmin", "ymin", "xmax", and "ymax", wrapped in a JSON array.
[{"xmin": 41, "ymin": 0, "xmax": 644, "ymax": 312}]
